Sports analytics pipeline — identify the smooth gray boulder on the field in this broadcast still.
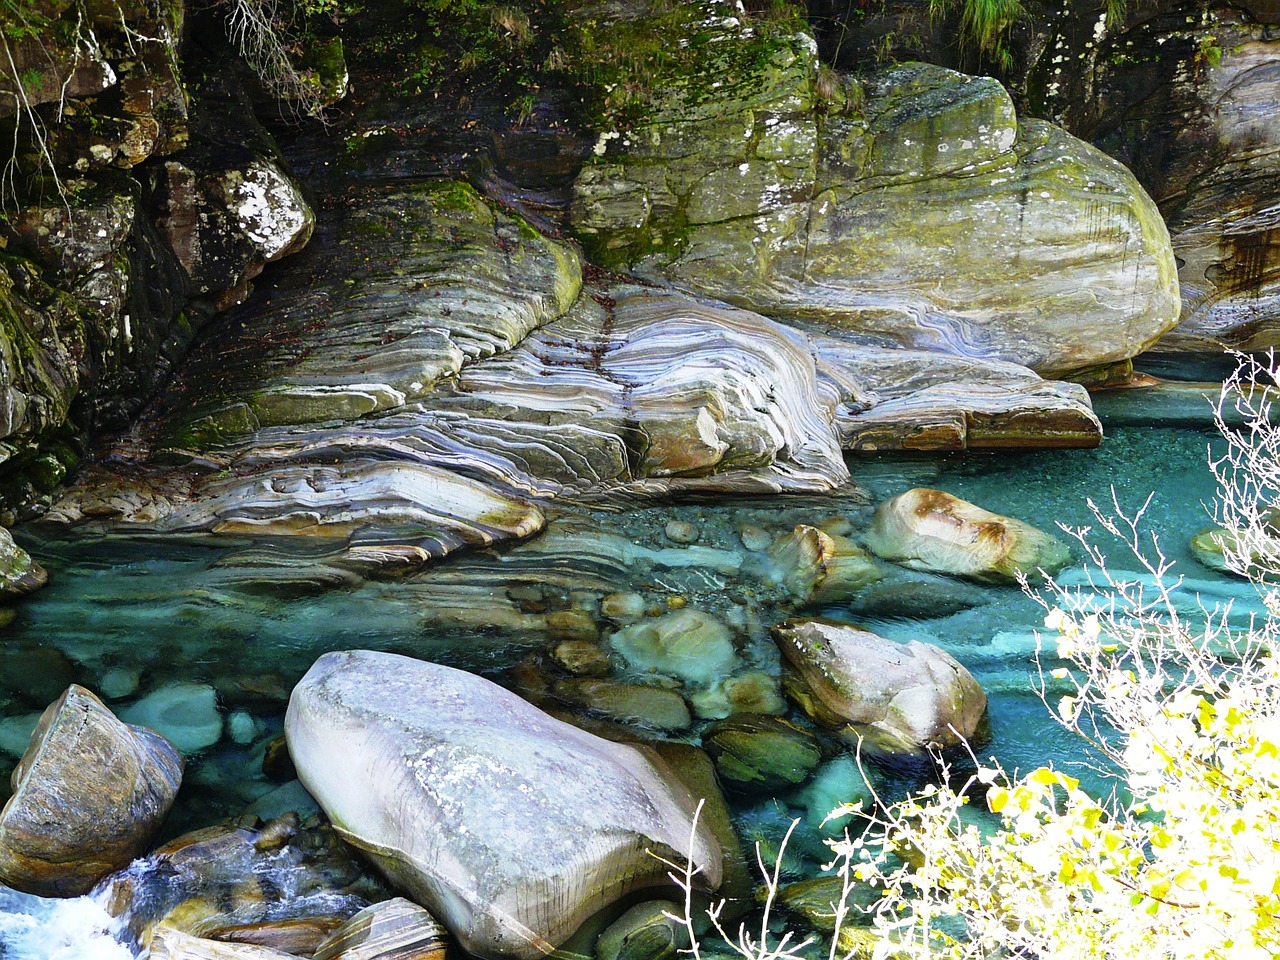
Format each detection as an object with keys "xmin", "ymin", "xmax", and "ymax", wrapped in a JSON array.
[
  {"xmin": 0, "ymin": 685, "xmax": 183, "ymax": 895},
  {"xmin": 285, "ymin": 650, "xmax": 722, "ymax": 960}
]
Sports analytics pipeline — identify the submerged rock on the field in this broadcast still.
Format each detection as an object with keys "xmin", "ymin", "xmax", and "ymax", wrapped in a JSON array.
[
  {"xmin": 595, "ymin": 901, "xmax": 688, "ymax": 960},
  {"xmin": 773, "ymin": 619, "xmax": 987, "ymax": 756},
  {"xmin": 688, "ymin": 672, "xmax": 787, "ymax": 721},
  {"xmin": 552, "ymin": 640, "xmax": 614, "ymax": 677},
  {"xmin": 312, "ymin": 897, "xmax": 451, "ymax": 960},
  {"xmin": 608, "ymin": 608, "xmax": 738, "ymax": 685},
  {"xmin": 768, "ymin": 525, "xmax": 881, "ymax": 605},
  {"xmin": 702, "ymin": 715, "xmax": 821, "ymax": 793},
  {"xmin": 119, "ymin": 682, "xmax": 223, "ymax": 755},
  {"xmin": 864, "ymin": 488, "xmax": 1071, "ymax": 582},
  {"xmin": 285, "ymin": 650, "xmax": 722, "ymax": 960},
  {"xmin": 845, "ymin": 577, "xmax": 986, "ymax": 620},
  {"xmin": 0, "ymin": 685, "xmax": 183, "ymax": 896},
  {"xmin": 554, "ymin": 678, "xmax": 693, "ymax": 732},
  {"xmin": 1189, "ymin": 526, "xmax": 1280, "ymax": 578}
]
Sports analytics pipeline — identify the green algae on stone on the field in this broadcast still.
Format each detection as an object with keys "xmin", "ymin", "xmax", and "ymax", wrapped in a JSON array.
[
  {"xmin": 702, "ymin": 713, "xmax": 820, "ymax": 793},
  {"xmin": 571, "ymin": 52, "xmax": 1180, "ymax": 375},
  {"xmin": 0, "ymin": 527, "xmax": 46, "ymax": 600},
  {"xmin": 163, "ymin": 181, "xmax": 582, "ymax": 444}
]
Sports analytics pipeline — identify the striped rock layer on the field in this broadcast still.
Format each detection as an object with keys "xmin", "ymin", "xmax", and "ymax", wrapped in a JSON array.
[{"xmin": 44, "ymin": 181, "xmax": 1102, "ymax": 571}]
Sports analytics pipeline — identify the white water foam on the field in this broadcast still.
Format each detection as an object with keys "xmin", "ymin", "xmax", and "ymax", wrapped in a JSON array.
[{"xmin": 0, "ymin": 885, "xmax": 134, "ymax": 960}]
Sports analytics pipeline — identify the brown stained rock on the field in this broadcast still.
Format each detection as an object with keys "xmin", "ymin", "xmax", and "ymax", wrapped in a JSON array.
[
  {"xmin": 551, "ymin": 640, "xmax": 613, "ymax": 677},
  {"xmin": 0, "ymin": 685, "xmax": 182, "ymax": 895},
  {"xmin": 864, "ymin": 488, "xmax": 1071, "ymax": 583}
]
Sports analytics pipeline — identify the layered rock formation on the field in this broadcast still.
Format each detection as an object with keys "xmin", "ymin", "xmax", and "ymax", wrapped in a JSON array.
[
  {"xmin": 41, "ymin": 174, "xmax": 1106, "ymax": 567},
  {"xmin": 286, "ymin": 650, "xmax": 722, "ymax": 960}
]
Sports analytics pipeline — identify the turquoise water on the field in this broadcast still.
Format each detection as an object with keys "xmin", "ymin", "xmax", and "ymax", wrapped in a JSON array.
[{"xmin": 0, "ymin": 391, "xmax": 1263, "ymax": 952}]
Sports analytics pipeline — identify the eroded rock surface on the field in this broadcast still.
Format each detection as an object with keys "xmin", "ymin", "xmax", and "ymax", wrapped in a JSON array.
[
  {"xmin": 0, "ymin": 685, "xmax": 182, "ymax": 896},
  {"xmin": 773, "ymin": 618, "xmax": 987, "ymax": 755},
  {"xmin": 286, "ymin": 650, "xmax": 722, "ymax": 960}
]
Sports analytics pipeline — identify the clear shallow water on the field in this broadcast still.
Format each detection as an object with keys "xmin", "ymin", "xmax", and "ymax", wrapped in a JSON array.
[{"xmin": 0, "ymin": 401, "xmax": 1264, "ymax": 955}]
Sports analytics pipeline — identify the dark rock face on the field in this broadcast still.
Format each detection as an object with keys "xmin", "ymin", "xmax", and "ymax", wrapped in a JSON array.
[
  {"xmin": 0, "ymin": 0, "xmax": 318, "ymax": 515},
  {"xmin": 0, "ymin": 685, "xmax": 183, "ymax": 896}
]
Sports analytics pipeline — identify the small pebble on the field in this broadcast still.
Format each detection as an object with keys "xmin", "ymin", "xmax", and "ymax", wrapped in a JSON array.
[
  {"xmin": 600, "ymin": 592, "xmax": 646, "ymax": 622},
  {"xmin": 228, "ymin": 710, "xmax": 260, "ymax": 745},
  {"xmin": 664, "ymin": 520, "xmax": 700, "ymax": 544},
  {"xmin": 546, "ymin": 609, "xmax": 600, "ymax": 643},
  {"xmin": 551, "ymin": 640, "xmax": 613, "ymax": 677},
  {"xmin": 665, "ymin": 595, "xmax": 688, "ymax": 610},
  {"xmin": 739, "ymin": 523, "xmax": 771, "ymax": 552}
]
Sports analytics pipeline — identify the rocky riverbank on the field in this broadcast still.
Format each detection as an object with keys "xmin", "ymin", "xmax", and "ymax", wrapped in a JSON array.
[{"xmin": 0, "ymin": 0, "xmax": 1276, "ymax": 955}]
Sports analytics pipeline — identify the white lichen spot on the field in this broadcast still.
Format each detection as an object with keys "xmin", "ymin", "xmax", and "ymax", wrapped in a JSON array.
[
  {"xmin": 592, "ymin": 130, "xmax": 621, "ymax": 156},
  {"xmin": 225, "ymin": 159, "xmax": 311, "ymax": 261}
]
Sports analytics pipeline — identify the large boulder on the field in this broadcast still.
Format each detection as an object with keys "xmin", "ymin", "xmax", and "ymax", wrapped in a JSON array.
[
  {"xmin": 864, "ymin": 488, "xmax": 1071, "ymax": 582},
  {"xmin": 286, "ymin": 650, "xmax": 722, "ymax": 960},
  {"xmin": 0, "ymin": 685, "xmax": 183, "ymax": 896},
  {"xmin": 570, "ymin": 22, "xmax": 1179, "ymax": 377},
  {"xmin": 773, "ymin": 619, "xmax": 987, "ymax": 756}
]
